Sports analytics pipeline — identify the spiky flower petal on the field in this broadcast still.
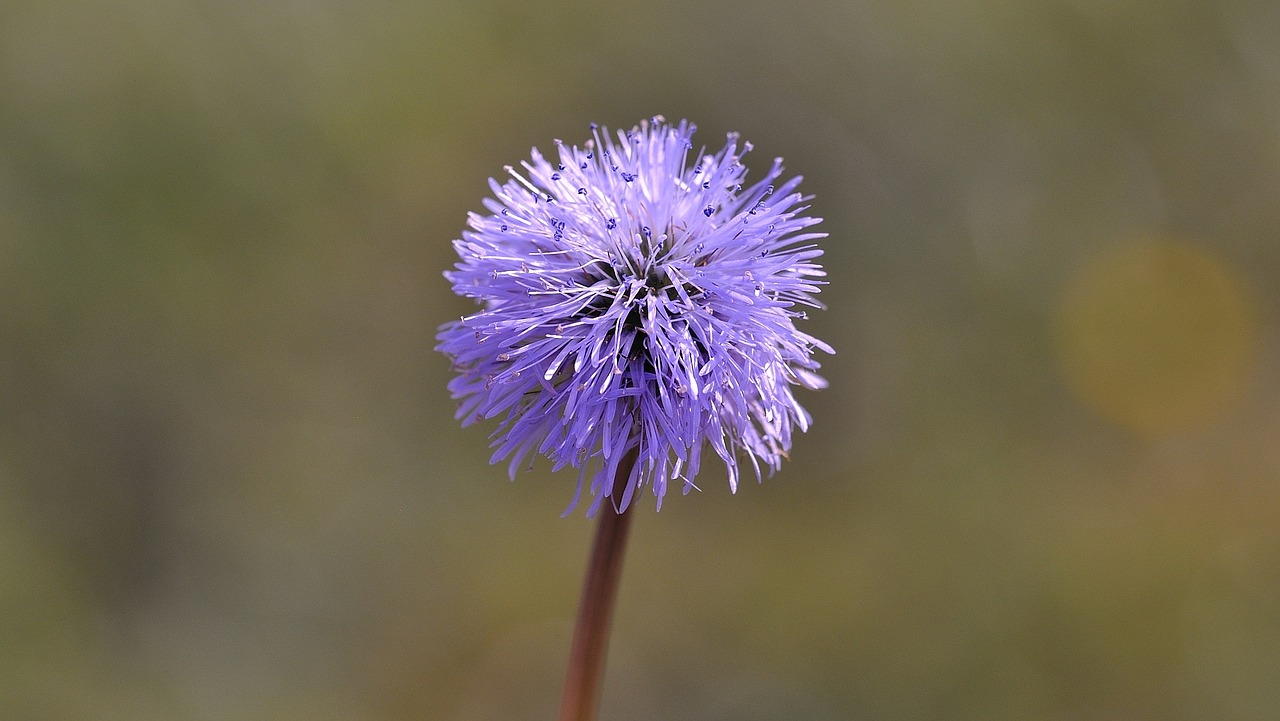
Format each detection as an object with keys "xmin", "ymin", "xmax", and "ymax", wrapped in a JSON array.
[{"xmin": 437, "ymin": 117, "xmax": 831, "ymax": 514}]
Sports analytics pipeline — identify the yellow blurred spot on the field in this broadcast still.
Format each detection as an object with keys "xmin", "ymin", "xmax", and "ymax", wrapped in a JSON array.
[{"xmin": 1054, "ymin": 239, "xmax": 1258, "ymax": 436}]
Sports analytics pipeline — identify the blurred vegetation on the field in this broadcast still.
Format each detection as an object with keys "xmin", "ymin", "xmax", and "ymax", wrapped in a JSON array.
[{"xmin": 2, "ymin": 1, "xmax": 1278, "ymax": 720}]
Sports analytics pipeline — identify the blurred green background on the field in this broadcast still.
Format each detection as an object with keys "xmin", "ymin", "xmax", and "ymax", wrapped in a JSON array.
[{"xmin": 2, "ymin": 1, "xmax": 1278, "ymax": 719}]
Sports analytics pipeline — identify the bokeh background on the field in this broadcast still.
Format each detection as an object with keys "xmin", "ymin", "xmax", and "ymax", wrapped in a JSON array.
[{"xmin": 3, "ymin": 1, "xmax": 1279, "ymax": 720}]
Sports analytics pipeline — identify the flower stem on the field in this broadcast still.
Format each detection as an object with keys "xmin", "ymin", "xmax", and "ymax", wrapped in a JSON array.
[{"xmin": 557, "ymin": 451, "xmax": 638, "ymax": 721}]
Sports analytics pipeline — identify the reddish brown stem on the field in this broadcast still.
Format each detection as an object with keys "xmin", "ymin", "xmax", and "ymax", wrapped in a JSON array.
[{"xmin": 557, "ymin": 451, "xmax": 638, "ymax": 721}]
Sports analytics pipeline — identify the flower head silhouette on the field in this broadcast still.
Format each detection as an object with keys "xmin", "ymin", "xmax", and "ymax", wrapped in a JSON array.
[{"xmin": 438, "ymin": 117, "xmax": 830, "ymax": 515}]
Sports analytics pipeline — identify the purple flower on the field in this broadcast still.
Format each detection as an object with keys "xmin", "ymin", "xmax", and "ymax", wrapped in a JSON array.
[{"xmin": 437, "ymin": 117, "xmax": 831, "ymax": 515}]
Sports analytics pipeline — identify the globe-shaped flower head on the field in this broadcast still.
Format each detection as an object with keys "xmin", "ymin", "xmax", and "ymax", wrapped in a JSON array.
[{"xmin": 438, "ymin": 117, "xmax": 831, "ymax": 515}]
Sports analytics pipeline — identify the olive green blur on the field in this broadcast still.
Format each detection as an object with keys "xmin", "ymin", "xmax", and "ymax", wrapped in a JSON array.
[{"xmin": 2, "ymin": 2, "xmax": 1278, "ymax": 720}]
